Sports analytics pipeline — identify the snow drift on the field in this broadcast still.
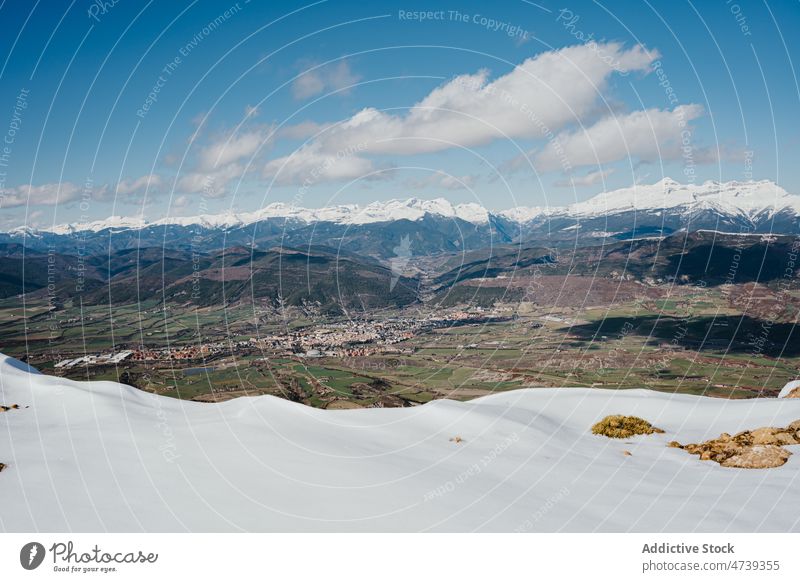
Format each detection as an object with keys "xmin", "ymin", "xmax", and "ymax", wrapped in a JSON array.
[
  {"xmin": 779, "ymin": 381, "xmax": 800, "ymax": 399},
  {"xmin": 0, "ymin": 353, "xmax": 798, "ymax": 532}
]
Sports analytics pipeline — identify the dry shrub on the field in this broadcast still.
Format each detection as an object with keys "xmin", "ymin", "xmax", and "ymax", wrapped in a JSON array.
[{"xmin": 591, "ymin": 415, "xmax": 664, "ymax": 439}]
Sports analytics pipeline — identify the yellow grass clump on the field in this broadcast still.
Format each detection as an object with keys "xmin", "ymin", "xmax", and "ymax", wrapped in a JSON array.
[{"xmin": 591, "ymin": 415, "xmax": 664, "ymax": 439}]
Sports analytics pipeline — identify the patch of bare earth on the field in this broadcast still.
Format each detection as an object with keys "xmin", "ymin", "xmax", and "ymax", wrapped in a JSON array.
[
  {"xmin": 507, "ymin": 275, "xmax": 654, "ymax": 307},
  {"xmin": 325, "ymin": 400, "xmax": 363, "ymax": 410},
  {"xmin": 469, "ymin": 368, "xmax": 515, "ymax": 383}
]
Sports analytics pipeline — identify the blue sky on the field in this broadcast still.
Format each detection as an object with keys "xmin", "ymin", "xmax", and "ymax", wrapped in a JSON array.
[{"xmin": 0, "ymin": 0, "xmax": 798, "ymax": 227}]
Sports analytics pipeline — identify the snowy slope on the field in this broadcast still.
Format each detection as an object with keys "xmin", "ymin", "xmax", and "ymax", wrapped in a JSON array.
[
  {"xmin": 46, "ymin": 216, "xmax": 149, "ymax": 235},
  {"xmin": 1, "ymin": 353, "xmax": 799, "ymax": 532},
  {"xmin": 779, "ymin": 381, "xmax": 800, "ymax": 399},
  {"xmin": 568, "ymin": 178, "xmax": 800, "ymax": 218}
]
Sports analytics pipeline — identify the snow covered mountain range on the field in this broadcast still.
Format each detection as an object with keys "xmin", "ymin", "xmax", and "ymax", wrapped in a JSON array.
[
  {"xmin": 4, "ymin": 179, "xmax": 798, "ymax": 259},
  {"xmin": 2, "ymin": 352, "xmax": 799, "ymax": 532},
  {"xmin": 31, "ymin": 198, "xmax": 493, "ymax": 235},
  {"xmin": 567, "ymin": 178, "xmax": 800, "ymax": 217},
  {"xmin": 12, "ymin": 178, "xmax": 797, "ymax": 234}
]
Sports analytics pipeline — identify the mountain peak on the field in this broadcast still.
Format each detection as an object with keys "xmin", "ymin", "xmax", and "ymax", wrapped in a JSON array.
[
  {"xmin": 8, "ymin": 179, "xmax": 797, "ymax": 236},
  {"xmin": 570, "ymin": 178, "xmax": 796, "ymax": 217}
]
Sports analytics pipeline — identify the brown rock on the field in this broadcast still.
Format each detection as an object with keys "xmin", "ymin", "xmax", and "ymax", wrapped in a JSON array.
[
  {"xmin": 750, "ymin": 427, "xmax": 780, "ymax": 445},
  {"xmin": 672, "ymin": 420, "xmax": 800, "ymax": 469},
  {"xmin": 745, "ymin": 427, "xmax": 800, "ymax": 446},
  {"xmin": 774, "ymin": 431, "xmax": 800, "ymax": 446},
  {"xmin": 720, "ymin": 445, "xmax": 791, "ymax": 469}
]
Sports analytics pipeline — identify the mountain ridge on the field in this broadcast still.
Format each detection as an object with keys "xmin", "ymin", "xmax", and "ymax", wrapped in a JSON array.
[{"xmin": 9, "ymin": 178, "xmax": 798, "ymax": 235}]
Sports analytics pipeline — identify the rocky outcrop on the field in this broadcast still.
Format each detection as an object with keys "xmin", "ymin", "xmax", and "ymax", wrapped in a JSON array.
[
  {"xmin": 670, "ymin": 421, "xmax": 800, "ymax": 468},
  {"xmin": 779, "ymin": 381, "xmax": 800, "ymax": 398},
  {"xmin": 720, "ymin": 446, "xmax": 790, "ymax": 469}
]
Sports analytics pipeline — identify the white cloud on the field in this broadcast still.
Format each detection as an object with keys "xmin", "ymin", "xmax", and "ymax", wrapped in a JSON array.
[
  {"xmin": 116, "ymin": 174, "xmax": 163, "ymax": 197},
  {"xmin": 263, "ymin": 142, "xmax": 376, "ymax": 187},
  {"xmin": 555, "ymin": 168, "xmax": 614, "ymax": 187},
  {"xmin": 408, "ymin": 172, "xmax": 479, "ymax": 191},
  {"xmin": 162, "ymin": 153, "xmax": 179, "ymax": 166},
  {"xmin": 187, "ymin": 111, "xmax": 208, "ymax": 145},
  {"xmin": 176, "ymin": 163, "xmax": 244, "ymax": 198},
  {"xmin": 292, "ymin": 71, "xmax": 325, "ymax": 100},
  {"xmin": 535, "ymin": 104, "xmax": 705, "ymax": 171},
  {"xmin": 0, "ymin": 182, "xmax": 83, "ymax": 208},
  {"xmin": 278, "ymin": 120, "xmax": 329, "ymax": 140},
  {"xmin": 172, "ymin": 195, "xmax": 191, "ymax": 209},
  {"xmin": 438, "ymin": 174, "xmax": 477, "ymax": 190},
  {"xmin": 292, "ymin": 60, "xmax": 361, "ymax": 100},
  {"xmin": 197, "ymin": 126, "xmax": 272, "ymax": 172},
  {"xmin": 268, "ymin": 43, "xmax": 658, "ymax": 185},
  {"xmin": 173, "ymin": 123, "xmax": 276, "ymax": 197}
]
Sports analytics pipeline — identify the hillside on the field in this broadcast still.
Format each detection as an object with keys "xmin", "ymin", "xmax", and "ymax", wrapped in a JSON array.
[
  {"xmin": 1, "ymin": 353, "xmax": 799, "ymax": 531},
  {"xmin": 433, "ymin": 231, "xmax": 800, "ymax": 290},
  {"xmin": 0, "ymin": 243, "xmax": 420, "ymax": 312},
  {"xmin": 4, "ymin": 228, "xmax": 796, "ymax": 312}
]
